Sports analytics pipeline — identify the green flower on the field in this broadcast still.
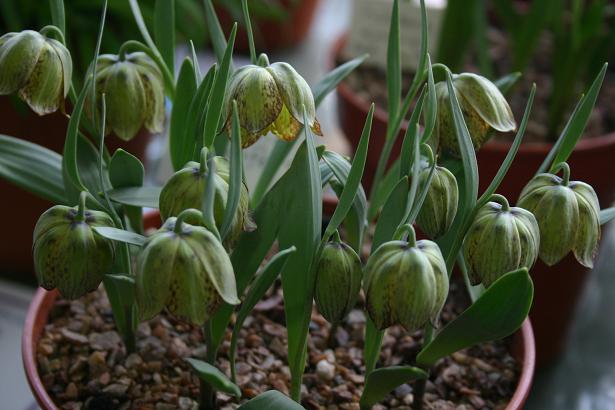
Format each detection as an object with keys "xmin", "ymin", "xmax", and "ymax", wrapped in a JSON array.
[
  {"xmin": 0, "ymin": 28, "xmax": 72, "ymax": 115},
  {"xmin": 416, "ymin": 165, "xmax": 458, "ymax": 238},
  {"xmin": 91, "ymin": 51, "xmax": 165, "ymax": 141},
  {"xmin": 314, "ymin": 233, "xmax": 362, "ymax": 324},
  {"xmin": 364, "ymin": 225, "xmax": 448, "ymax": 331},
  {"xmin": 33, "ymin": 194, "xmax": 114, "ymax": 300},
  {"xmin": 159, "ymin": 155, "xmax": 255, "ymax": 248},
  {"xmin": 136, "ymin": 210, "xmax": 240, "ymax": 325},
  {"xmin": 518, "ymin": 163, "xmax": 600, "ymax": 267},
  {"xmin": 463, "ymin": 195, "xmax": 540, "ymax": 287},
  {"xmin": 435, "ymin": 73, "xmax": 516, "ymax": 156},
  {"xmin": 225, "ymin": 60, "xmax": 322, "ymax": 148}
]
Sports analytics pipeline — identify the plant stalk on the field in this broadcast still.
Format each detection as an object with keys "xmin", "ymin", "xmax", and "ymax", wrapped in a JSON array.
[
  {"xmin": 413, "ymin": 324, "xmax": 434, "ymax": 410},
  {"xmin": 199, "ymin": 321, "xmax": 217, "ymax": 410}
]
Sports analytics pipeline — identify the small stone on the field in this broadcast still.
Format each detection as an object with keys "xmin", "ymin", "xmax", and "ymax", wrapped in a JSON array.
[
  {"xmin": 89, "ymin": 331, "xmax": 121, "ymax": 351},
  {"xmin": 316, "ymin": 360, "xmax": 335, "ymax": 381},
  {"xmin": 99, "ymin": 372, "xmax": 111, "ymax": 385},
  {"xmin": 155, "ymin": 404, "xmax": 176, "ymax": 410},
  {"xmin": 402, "ymin": 394, "xmax": 414, "ymax": 405},
  {"xmin": 65, "ymin": 382, "xmax": 78, "ymax": 399},
  {"xmin": 178, "ymin": 397, "xmax": 198, "ymax": 410},
  {"xmin": 61, "ymin": 328, "xmax": 89, "ymax": 344},
  {"xmin": 88, "ymin": 351, "xmax": 108, "ymax": 377},
  {"xmin": 125, "ymin": 353, "xmax": 143, "ymax": 369},
  {"xmin": 103, "ymin": 383, "xmax": 129, "ymax": 397},
  {"xmin": 191, "ymin": 345, "xmax": 208, "ymax": 359},
  {"xmin": 394, "ymin": 384, "xmax": 412, "ymax": 399},
  {"xmin": 169, "ymin": 337, "xmax": 190, "ymax": 358}
]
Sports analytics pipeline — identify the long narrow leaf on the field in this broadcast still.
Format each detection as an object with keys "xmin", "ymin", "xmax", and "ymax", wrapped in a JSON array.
[
  {"xmin": 322, "ymin": 104, "xmax": 374, "ymax": 239},
  {"xmin": 49, "ymin": 0, "xmax": 65, "ymax": 36},
  {"xmin": 94, "ymin": 227, "xmax": 146, "ymax": 246},
  {"xmin": 386, "ymin": 0, "xmax": 401, "ymax": 120},
  {"xmin": 154, "ymin": 0, "xmax": 175, "ymax": 74},
  {"xmin": 600, "ymin": 207, "xmax": 615, "ymax": 225},
  {"xmin": 220, "ymin": 102, "xmax": 242, "ymax": 240},
  {"xmin": 62, "ymin": 79, "xmax": 91, "ymax": 193},
  {"xmin": 238, "ymin": 391, "xmax": 305, "ymax": 410},
  {"xmin": 185, "ymin": 358, "xmax": 241, "ymax": 397},
  {"xmin": 547, "ymin": 63, "xmax": 608, "ymax": 170},
  {"xmin": 0, "ymin": 135, "xmax": 66, "ymax": 204},
  {"xmin": 203, "ymin": 0, "xmax": 229, "ymax": 64},
  {"xmin": 312, "ymin": 54, "xmax": 368, "ymax": 106},
  {"xmin": 203, "ymin": 24, "xmax": 237, "ymax": 149},
  {"xmin": 399, "ymin": 91, "xmax": 425, "ymax": 178},
  {"xmin": 170, "ymin": 58, "xmax": 198, "ymax": 170},
  {"xmin": 479, "ymin": 84, "xmax": 536, "ymax": 205},
  {"xmin": 230, "ymin": 247, "xmax": 296, "ymax": 381},
  {"xmin": 128, "ymin": 0, "xmax": 157, "ymax": 52},
  {"xmin": 108, "ymin": 187, "xmax": 161, "ymax": 208}
]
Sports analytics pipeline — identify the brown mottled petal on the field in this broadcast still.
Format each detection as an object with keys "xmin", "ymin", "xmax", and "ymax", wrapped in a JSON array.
[
  {"xmin": 18, "ymin": 43, "xmax": 64, "ymax": 115},
  {"xmin": 0, "ymin": 31, "xmax": 44, "ymax": 95}
]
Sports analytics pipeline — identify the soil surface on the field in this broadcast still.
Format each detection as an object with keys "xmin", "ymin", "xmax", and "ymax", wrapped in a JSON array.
[
  {"xmin": 37, "ymin": 281, "xmax": 519, "ymax": 409},
  {"xmin": 340, "ymin": 28, "xmax": 615, "ymax": 144}
]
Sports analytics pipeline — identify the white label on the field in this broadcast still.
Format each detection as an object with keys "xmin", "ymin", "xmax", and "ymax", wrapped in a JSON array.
[{"xmin": 345, "ymin": 0, "xmax": 445, "ymax": 71}]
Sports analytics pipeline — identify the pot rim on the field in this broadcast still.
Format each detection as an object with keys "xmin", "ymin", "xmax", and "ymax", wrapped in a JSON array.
[
  {"xmin": 331, "ymin": 33, "xmax": 615, "ymax": 152},
  {"xmin": 22, "ymin": 289, "xmax": 536, "ymax": 410}
]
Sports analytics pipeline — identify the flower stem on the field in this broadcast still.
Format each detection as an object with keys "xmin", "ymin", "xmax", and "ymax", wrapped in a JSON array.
[
  {"xmin": 199, "ymin": 321, "xmax": 217, "ymax": 410},
  {"xmin": 552, "ymin": 162, "xmax": 571, "ymax": 186},
  {"xmin": 413, "ymin": 324, "xmax": 434, "ymax": 410},
  {"xmin": 118, "ymin": 40, "xmax": 176, "ymax": 100},
  {"xmin": 76, "ymin": 191, "xmax": 88, "ymax": 222},
  {"xmin": 393, "ymin": 223, "xmax": 416, "ymax": 246},
  {"xmin": 490, "ymin": 194, "xmax": 510, "ymax": 212},
  {"xmin": 39, "ymin": 25, "xmax": 66, "ymax": 44}
]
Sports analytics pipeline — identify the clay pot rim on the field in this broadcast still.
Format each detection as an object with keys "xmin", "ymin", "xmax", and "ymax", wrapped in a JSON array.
[
  {"xmin": 22, "ymin": 284, "xmax": 535, "ymax": 410},
  {"xmin": 332, "ymin": 33, "xmax": 615, "ymax": 153}
]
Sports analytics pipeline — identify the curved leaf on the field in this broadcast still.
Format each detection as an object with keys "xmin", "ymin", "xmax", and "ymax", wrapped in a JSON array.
[
  {"xmin": 94, "ymin": 227, "xmax": 146, "ymax": 246},
  {"xmin": 360, "ymin": 366, "xmax": 427, "ymax": 409},
  {"xmin": 170, "ymin": 58, "xmax": 198, "ymax": 171},
  {"xmin": 185, "ymin": 358, "xmax": 241, "ymax": 398},
  {"xmin": 238, "ymin": 390, "xmax": 304, "ymax": 410},
  {"xmin": 416, "ymin": 268, "xmax": 533, "ymax": 367},
  {"xmin": 108, "ymin": 186, "xmax": 161, "ymax": 208}
]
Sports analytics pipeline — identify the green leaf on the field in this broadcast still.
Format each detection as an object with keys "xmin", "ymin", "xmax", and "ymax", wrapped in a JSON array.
[
  {"xmin": 251, "ymin": 138, "xmax": 298, "ymax": 208},
  {"xmin": 368, "ymin": 160, "xmax": 401, "ymax": 220},
  {"xmin": 185, "ymin": 358, "xmax": 241, "ymax": 398},
  {"xmin": 416, "ymin": 268, "xmax": 533, "ymax": 367},
  {"xmin": 478, "ymin": 84, "xmax": 535, "ymax": 206},
  {"xmin": 230, "ymin": 247, "xmax": 296, "ymax": 381},
  {"xmin": 203, "ymin": 0, "xmax": 229, "ymax": 64},
  {"xmin": 279, "ymin": 113, "xmax": 323, "ymax": 398},
  {"xmin": 220, "ymin": 102, "xmax": 242, "ymax": 240},
  {"xmin": 328, "ymin": 180, "xmax": 365, "ymax": 253},
  {"xmin": 108, "ymin": 186, "xmax": 161, "ymax": 208},
  {"xmin": 201, "ymin": 153, "xmax": 219, "ymax": 238},
  {"xmin": 360, "ymin": 366, "xmax": 427, "ymax": 409},
  {"xmin": 62, "ymin": 79, "xmax": 91, "ymax": 194},
  {"xmin": 109, "ymin": 149, "xmax": 144, "ymax": 188},
  {"xmin": 546, "ymin": 63, "xmax": 608, "ymax": 171},
  {"xmin": 103, "ymin": 274, "xmax": 137, "ymax": 348},
  {"xmin": 154, "ymin": 0, "xmax": 175, "ymax": 74},
  {"xmin": 0, "ymin": 134, "xmax": 66, "ymax": 204},
  {"xmin": 169, "ymin": 57, "xmax": 197, "ymax": 171},
  {"xmin": 312, "ymin": 54, "xmax": 368, "ymax": 107},
  {"xmin": 238, "ymin": 390, "xmax": 305, "ymax": 410},
  {"xmin": 322, "ymin": 104, "xmax": 374, "ymax": 240},
  {"xmin": 94, "ymin": 227, "xmax": 146, "ymax": 246},
  {"xmin": 400, "ymin": 124, "xmax": 422, "ymax": 226},
  {"xmin": 386, "ymin": 0, "xmax": 401, "ymax": 120},
  {"xmin": 241, "ymin": 0, "xmax": 257, "ymax": 64},
  {"xmin": 422, "ymin": 55, "xmax": 437, "ymax": 143},
  {"xmin": 494, "ymin": 72, "xmax": 522, "ymax": 96},
  {"xmin": 49, "ymin": 0, "xmax": 66, "ymax": 36},
  {"xmin": 399, "ymin": 91, "xmax": 425, "ymax": 178},
  {"xmin": 600, "ymin": 207, "xmax": 615, "ymax": 225},
  {"xmin": 203, "ymin": 24, "xmax": 237, "ymax": 149},
  {"xmin": 128, "ymin": 0, "xmax": 157, "ymax": 53},
  {"xmin": 183, "ymin": 65, "xmax": 216, "ymax": 165},
  {"xmin": 372, "ymin": 177, "xmax": 409, "ymax": 251}
]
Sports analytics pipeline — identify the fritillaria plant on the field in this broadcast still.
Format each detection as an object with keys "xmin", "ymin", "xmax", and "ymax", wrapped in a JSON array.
[{"xmin": 1, "ymin": 0, "xmax": 614, "ymax": 409}]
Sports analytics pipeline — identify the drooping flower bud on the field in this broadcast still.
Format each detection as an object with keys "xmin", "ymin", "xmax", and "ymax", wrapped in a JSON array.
[
  {"xmin": 364, "ymin": 225, "xmax": 448, "ymax": 332},
  {"xmin": 314, "ymin": 233, "xmax": 362, "ymax": 324},
  {"xmin": 435, "ymin": 73, "xmax": 516, "ymax": 156},
  {"xmin": 0, "ymin": 28, "xmax": 72, "ymax": 115},
  {"xmin": 518, "ymin": 163, "xmax": 600, "ymax": 267},
  {"xmin": 416, "ymin": 165, "xmax": 459, "ymax": 238},
  {"xmin": 90, "ymin": 51, "xmax": 165, "ymax": 141},
  {"xmin": 224, "ymin": 56, "xmax": 322, "ymax": 148},
  {"xmin": 136, "ymin": 209, "xmax": 240, "ymax": 325},
  {"xmin": 463, "ymin": 195, "xmax": 540, "ymax": 287},
  {"xmin": 33, "ymin": 193, "xmax": 115, "ymax": 300},
  {"xmin": 159, "ymin": 154, "xmax": 254, "ymax": 248}
]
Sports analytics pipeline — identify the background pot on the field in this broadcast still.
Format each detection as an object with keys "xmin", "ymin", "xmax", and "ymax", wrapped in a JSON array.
[
  {"xmin": 333, "ymin": 34, "xmax": 615, "ymax": 367},
  {"xmin": 22, "ymin": 208, "xmax": 535, "ymax": 409},
  {"xmin": 217, "ymin": 0, "xmax": 319, "ymax": 53},
  {"xmin": 0, "ymin": 96, "xmax": 153, "ymax": 275}
]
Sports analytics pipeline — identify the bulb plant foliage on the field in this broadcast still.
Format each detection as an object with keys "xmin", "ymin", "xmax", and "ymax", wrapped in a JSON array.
[{"xmin": 1, "ymin": 0, "xmax": 614, "ymax": 409}]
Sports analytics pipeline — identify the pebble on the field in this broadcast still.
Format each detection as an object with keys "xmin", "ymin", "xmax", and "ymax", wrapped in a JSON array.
[
  {"xmin": 103, "ymin": 383, "xmax": 129, "ymax": 397},
  {"xmin": 88, "ymin": 331, "xmax": 121, "ymax": 351},
  {"xmin": 87, "ymin": 351, "xmax": 107, "ymax": 377},
  {"xmin": 125, "ymin": 353, "xmax": 143, "ymax": 369},
  {"xmin": 316, "ymin": 360, "xmax": 336, "ymax": 381},
  {"xmin": 61, "ymin": 329, "xmax": 89, "ymax": 345}
]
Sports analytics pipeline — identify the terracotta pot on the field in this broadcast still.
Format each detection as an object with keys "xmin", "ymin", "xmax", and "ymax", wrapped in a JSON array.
[
  {"xmin": 332, "ymin": 34, "xmax": 615, "ymax": 366},
  {"xmin": 0, "ymin": 96, "xmax": 153, "ymax": 274},
  {"xmin": 217, "ymin": 0, "xmax": 320, "ymax": 53},
  {"xmin": 23, "ymin": 209, "xmax": 535, "ymax": 409}
]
